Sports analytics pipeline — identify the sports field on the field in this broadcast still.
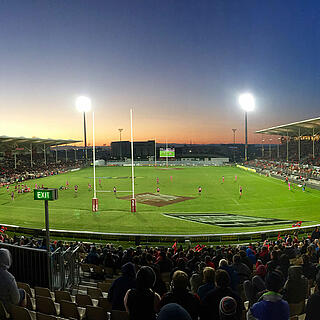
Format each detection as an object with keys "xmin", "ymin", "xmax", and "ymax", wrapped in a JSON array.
[{"xmin": 0, "ymin": 166, "xmax": 319, "ymax": 235}]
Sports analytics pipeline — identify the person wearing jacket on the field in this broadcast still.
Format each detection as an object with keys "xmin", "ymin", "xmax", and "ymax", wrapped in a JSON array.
[
  {"xmin": 0, "ymin": 248, "xmax": 26, "ymax": 312},
  {"xmin": 108, "ymin": 262, "xmax": 136, "ymax": 311},
  {"xmin": 283, "ymin": 265, "xmax": 308, "ymax": 304},
  {"xmin": 247, "ymin": 270, "xmax": 289, "ymax": 320}
]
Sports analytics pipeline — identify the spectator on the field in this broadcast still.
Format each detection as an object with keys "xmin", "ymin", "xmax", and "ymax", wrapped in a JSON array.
[
  {"xmin": 219, "ymin": 296, "xmax": 238, "ymax": 320},
  {"xmin": 190, "ymin": 262, "xmax": 206, "ymax": 293},
  {"xmin": 84, "ymin": 246, "xmax": 100, "ymax": 265},
  {"xmin": 124, "ymin": 266, "xmax": 160, "ymax": 320},
  {"xmin": 311, "ymin": 227, "xmax": 320, "ymax": 242},
  {"xmin": 305, "ymin": 271, "xmax": 320, "ymax": 320},
  {"xmin": 232, "ymin": 254, "xmax": 251, "ymax": 285},
  {"xmin": 283, "ymin": 265, "xmax": 308, "ymax": 305},
  {"xmin": 198, "ymin": 267, "xmax": 215, "ymax": 301},
  {"xmin": 247, "ymin": 270, "xmax": 289, "ymax": 320},
  {"xmin": 157, "ymin": 251, "xmax": 173, "ymax": 273},
  {"xmin": 158, "ymin": 303, "xmax": 192, "ymax": 320},
  {"xmin": 219, "ymin": 259, "xmax": 239, "ymax": 291},
  {"xmin": 200, "ymin": 269, "xmax": 243, "ymax": 320},
  {"xmin": 159, "ymin": 270, "xmax": 200, "ymax": 320},
  {"xmin": 0, "ymin": 249, "xmax": 26, "ymax": 312},
  {"xmin": 108, "ymin": 262, "xmax": 136, "ymax": 311}
]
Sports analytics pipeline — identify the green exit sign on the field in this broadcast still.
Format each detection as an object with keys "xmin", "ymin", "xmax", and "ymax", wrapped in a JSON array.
[{"xmin": 34, "ymin": 189, "xmax": 58, "ymax": 201}]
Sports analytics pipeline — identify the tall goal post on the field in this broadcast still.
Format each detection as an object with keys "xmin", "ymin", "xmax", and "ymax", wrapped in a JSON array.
[
  {"xmin": 92, "ymin": 111, "xmax": 98, "ymax": 212},
  {"xmin": 130, "ymin": 108, "xmax": 136, "ymax": 213}
]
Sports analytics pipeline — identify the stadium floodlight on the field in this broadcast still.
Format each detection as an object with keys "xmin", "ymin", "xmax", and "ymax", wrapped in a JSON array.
[
  {"xmin": 76, "ymin": 96, "xmax": 92, "ymax": 113},
  {"xmin": 239, "ymin": 93, "xmax": 255, "ymax": 161},
  {"xmin": 239, "ymin": 93, "xmax": 255, "ymax": 112},
  {"xmin": 76, "ymin": 96, "xmax": 91, "ymax": 165}
]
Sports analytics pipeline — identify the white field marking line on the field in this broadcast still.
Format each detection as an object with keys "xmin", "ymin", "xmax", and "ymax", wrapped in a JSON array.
[
  {"xmin": 232, "ymin": 199, "xmax": 240, "ymax": 205},
  {"xmin": 96, "ymin": 190, "xmax": 131, "ymax": 193}
]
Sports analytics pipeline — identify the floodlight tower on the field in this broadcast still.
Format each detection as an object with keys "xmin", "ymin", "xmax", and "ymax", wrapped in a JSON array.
[
  {"xmin": 239, "ymin": 93, "xmax": 255, "ymax": 161},
  {"xmin": 232, "ymin": 129, "xmax": 237, "ymax": 162},
  {"xmin": 76, "ymin": 96, "xmax": 91, "ymax": 165},
  {"xmin": 118, "ymin": 128, "xmax": 123, "ymax": 160}
]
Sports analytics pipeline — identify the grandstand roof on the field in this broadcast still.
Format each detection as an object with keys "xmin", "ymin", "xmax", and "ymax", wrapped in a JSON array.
[
  {"xmin": 256, "ymin": 117, "xmax": 320, "ymax": 137},
  {"xmin": 0, "ymin": 135, "xmax": 81, "ymax": 150}
]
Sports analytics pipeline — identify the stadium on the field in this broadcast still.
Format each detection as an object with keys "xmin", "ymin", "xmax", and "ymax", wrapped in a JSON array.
[{"xmin": 1, "ymin": 2, "xmax": 320, "ymax": 320}]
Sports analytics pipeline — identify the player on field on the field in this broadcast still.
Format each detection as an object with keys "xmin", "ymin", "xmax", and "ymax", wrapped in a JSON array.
[
  {"xmin": 74, "ymin": 185, "xmax": 78, "ymax": 192},
  {"xmin": 88, "ymin": 183, "xmax": 92, "ymax": 191},
  {"xmin": 113, "ymin": 186, "xmax": 117, "ymax": 195},
  {"xmin": 11, "ymin": 191, "xmax": 14, "ymax": 201},
  {"xmin": 222, "ymin": 176, "xmax": 225, "ymax": 183},
  {"xmin": 239, "ymin": 186, "xmax": 242, "ymax": 197},
  {"xmin": 198, "ymin": 186, "xmax": 202, "ymax": 195},
  {"xmin": 156, "ymin": 177, "xmax": 159, "ymax": 184},
  {"xmin": 288, "ymin": 182, "xmax": 291, "ymax": 191},
  {"xmin": 99, "ymin": 178, "xmax": 101, "ymax": 186},
  {"xmin": 156, "ymin": 187, "xmax": 160, "ymax": 193},
  {"xmin": 235, "ymin": 175, "xmax": 237, "ymax": 182},
  {"xmin": 285, "ymin": 176, "xmax": 288, "ymax": 184}
]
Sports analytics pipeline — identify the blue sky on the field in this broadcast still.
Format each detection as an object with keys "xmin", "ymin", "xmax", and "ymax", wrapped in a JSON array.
[{"xmin": 0, "ymin": 0, "xmax": 320, "ymax": 144}]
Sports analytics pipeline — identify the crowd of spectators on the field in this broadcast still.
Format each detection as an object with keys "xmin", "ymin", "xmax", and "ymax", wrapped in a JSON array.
[
  {"xmin": 2, "ymin": 227, "xmax": 320, "ymax": 319},
  {"xmin": 248, "ymin": 158, "xmax": 320, "ymax": 181},
  {"xmin": 0, "ymin": 156, "xmax": 82, "ymax": 185}
]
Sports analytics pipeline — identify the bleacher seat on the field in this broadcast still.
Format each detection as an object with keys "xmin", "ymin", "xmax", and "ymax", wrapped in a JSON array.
[
  {"xmin": 85, "ymin": 305, "xmax": 107, "ymax": 320},
  {"xmin": 35, "ymin": 287, "xmax": 53, "ymax": 299},
  {"xmin": 11, "ymin": 305, "xmax": 35, "ymax": 320},
  {"xmin": 75, "ymin": 294, "xmax": 93, "ymax": 308},
  {"xmin": 55, "ymin": 291, "xmax": 72, "ymax": 304},
  {"xmin": 87, "ymin": 287, "xmax": 103, "ymax": 300},
  {"xmin": 0, "ymin": 301, "xmax": 10, "ymax": 320},
  {"xmin": 98, "ymin": 297, "xmax": 112, "ymax": 312},
  {"xmin": 36, "ymin": 295, "xmax": 58, "ymax": 316}
]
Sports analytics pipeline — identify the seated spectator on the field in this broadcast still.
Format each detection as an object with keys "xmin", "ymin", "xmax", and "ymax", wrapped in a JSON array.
[
  {"xmin": 190, "ymin": 262, "xmax": 206, "ymax": 293},
  {"xmin": 159, "ymin": 270, "xmax": 200, "ymax": 320},
  {"xmin": 84, "ymin": 245, "xmax": 100, "ymax": 265},
  {"xmin": 0, "ymin": 249, "xmax": 26, "ymax": 312},
  {"xmin": 247, "ymin": 270, "xmax": 289, "ymax": 320},
  {"xmin": 124, "ymin": 266, "xmax": 160, "ymax": 320},
  {"xmin": 157, "ymin": 251, "xmax": 173, "ymax": 273},
  {"xmin": 244, "ymin": 265, "xmax": 267, "ymax": 306},
  {"xmin": 305, "ymin": 271, "xmax": 320, "ymax": 320},
  {"xmin": 283, "ymin": 265, "xmax": 308, "ymax": 304},
  {"xmin": 232, "ymin": 254, "xmax": 251, "ymax": 285},
  {"xmin": 108, "ymin": 262, "xmax": 136, "ymax": 311},
  {"xmin": 219, "ymin": 296, "xmax": 238, "ymax": 320},
  {"xmin": 158, "ymin": 303, "xmax": 192, "ymax": 320},
  {"xmin": 219, "ymin": 259, "xmax": 239, "ymax": 291},
  {"xmin": 198, "ymin": 267, "xmax": 215, "ymax": 301},
  {"xmin": 200, "ymin": 269, "xmax": 243, "ymax": 320}
]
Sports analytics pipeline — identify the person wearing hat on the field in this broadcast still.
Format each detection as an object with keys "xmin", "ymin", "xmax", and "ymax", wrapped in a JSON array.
[
  {"xmin": 200, "ymin": 269, "xmax": 243, "ymax": 320},
  {"xmin": 247, "ymin": 270, "xmax": 289, "ymax": 320},
  {"xmin": 219, "ymin": 296, "xmax": 238, "ymax": 320},
  {"xmin": 124, "ymin": 266, "xmax": 160, "ymax": 320},
  {"xmin": 158, "ymin": 303, "xmax": 192, "ymax": 320},
  {"xmin": 159, "ymin": 270, "xmax": 200, "ymax": 320}
]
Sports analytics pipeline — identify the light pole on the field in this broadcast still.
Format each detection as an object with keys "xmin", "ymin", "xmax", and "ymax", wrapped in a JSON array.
[
  {"xmin": 232, "ymin": 129, "xmax": 237, "ymax": 162},
  {"xmin": 76, "ymin": 96, "xmax": 91, "ymax": 165},
  {"xmin": 118, "ymin": 128, "xmax": 123, "ymax": 160},
  {"xmin": 277, "ymin": 137, "xmax": 281, "ymax": 158},
  {"xmin": 239, "ymin": 93, "xmax": 255, "ymax": 162},
  {"xmin": 269, "ymin": 138, "xmax": 272, "ymax": 159}
]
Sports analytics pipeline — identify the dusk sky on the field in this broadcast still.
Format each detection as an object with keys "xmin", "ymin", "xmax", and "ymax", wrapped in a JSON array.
[{"xmin": 1, "ymin": 0, "xmax": 320, "ymax": 145}]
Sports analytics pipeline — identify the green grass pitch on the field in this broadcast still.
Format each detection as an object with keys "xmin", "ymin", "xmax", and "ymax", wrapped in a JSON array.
[{"xmin": 0, "ymin": 166, "xmax": 319, "ymax": 235}]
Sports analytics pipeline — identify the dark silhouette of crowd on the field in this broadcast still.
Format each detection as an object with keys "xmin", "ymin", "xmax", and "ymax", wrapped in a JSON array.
[{"xmin": 2, "ymin": 228, "xmax": 320, "ymax": 319}]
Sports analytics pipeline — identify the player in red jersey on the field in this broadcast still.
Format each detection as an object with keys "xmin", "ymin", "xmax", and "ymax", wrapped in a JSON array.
[
  {"xmin": 156, "ymin": 187, "xmax": 160, "ymax": 193},
  {"xmin": 198, "ymin": 186, "xmax": 202, "ymax": 195},
  {"xmin": 239, "ymin": 186, "xmax": 243, "ymax": 197},
  {"xmin": 222, "ymin": 176, "xmax": 225, "ymax": 183},
  {"xmin": 88, "ymin": 183, "xmax": 92, "ymax": 191},
  {"xmin": 156, "ymin": 177, "xmax": 159, "ymax": 184},
  {"xmin": 99, "ymin": 178, "xmax": 101, "ymax": 186}
]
